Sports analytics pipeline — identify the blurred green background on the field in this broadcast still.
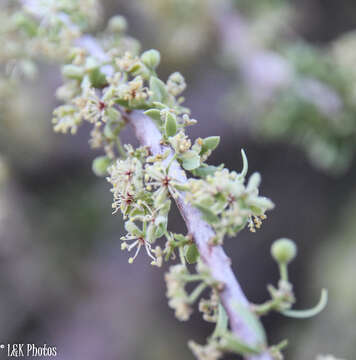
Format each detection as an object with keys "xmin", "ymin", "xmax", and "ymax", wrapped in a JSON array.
[{"xmin": 1, "ymin": 0, "xmax": 356, "ymax": 359}]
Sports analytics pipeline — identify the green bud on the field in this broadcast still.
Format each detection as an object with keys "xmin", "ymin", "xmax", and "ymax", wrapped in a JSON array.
[
  {"xmin": 62, "ymin": 64, "xmax": 84, "ymax": 80},
  {"xmin": 141, "ymin": 49, "xmax": 161, "ymax": 69},
  {"xmin": 201, "ymin": 136, "xmax": 220, "ymax": 153},
  {"xmin": 164, "ymin": 112, "xmax": 178, "ymax": 137},
  {"xmin": 108, "ymin": 15, "xmax": 127, "ymax": 33},
  {"xmin": 271, "ymin": 238, "xmax": 297, "ymax": 264},
  {"xmin": 92, "ymin": 156, "xmax": 111, "ymax": 177}
]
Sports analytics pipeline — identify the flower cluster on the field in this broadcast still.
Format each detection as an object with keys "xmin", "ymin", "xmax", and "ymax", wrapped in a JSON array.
[
  {"xmin": 165, "ymin": 264, "xmax": 193, "ymax": 321},
  {"xmin": 187, "ymin": 165, "xmax": 274, "ymax": 244}
]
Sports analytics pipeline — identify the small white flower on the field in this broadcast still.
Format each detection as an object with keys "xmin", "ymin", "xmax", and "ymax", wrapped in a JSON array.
[{"xmin": 121, "ymin": 232, "xmax": 156, "ymax": 264}]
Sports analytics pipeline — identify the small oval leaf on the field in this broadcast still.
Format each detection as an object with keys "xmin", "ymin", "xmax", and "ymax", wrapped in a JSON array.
[
  {"xmin": 201, "ymin": 136, "xmax": 220, "ymax": 153},
  {"xmin": 150, "ymin": 76, "xmax": 168, "ymax": 103},
  {"xmin": 89, "ymin": 67, "xmax": 107, "ymax": 88},
  {"xmin": 185, "ymin": 244, "xmax": 199, "ymax": 264},
  {"xmin": 181, "ymin": 151, "xmax": 200, "ymax": 171},
  {"xmin": 192, "ymin": 165, "xmax": 220, "ymax": 178},
  {"xmin": 144, "ymin": 109, "xmax": 162, "ymax": 124},
  {"xmin": 165, "ymin": 112, "xmax": 177, "ymax": 137}
]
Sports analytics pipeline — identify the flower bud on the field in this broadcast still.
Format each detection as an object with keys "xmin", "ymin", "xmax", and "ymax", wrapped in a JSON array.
[
  {"xmin": 108, "ymin": 15, "xmax": 127, "ymax": 33},
  {"xmin": 141, "ymin": 49, "xmax": 161, "ymax": 69},
  {"xmin": 271, "ymin": 238, "xmax": 297, "ymax": 264},
  {"xmin": 92, "ymin": 156, "xmax": 111, "ymax": 177}
]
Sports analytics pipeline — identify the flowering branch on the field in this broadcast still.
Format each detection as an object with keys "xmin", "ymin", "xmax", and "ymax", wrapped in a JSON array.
[{"xmin": 2, "ymin": 2, "xmax": 328, "ymax": 359}]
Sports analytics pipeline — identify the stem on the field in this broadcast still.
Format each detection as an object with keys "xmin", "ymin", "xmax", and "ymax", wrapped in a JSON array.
[
  {"xmin": 279, "ymin": 263, "xmax": 288, "ymax": 282},
  {"xmin": 116, "ymin": 138, "xmax": 127, "ymax": 159},
  {"xmin": 179, "ymin": 246, "xmax": 186, "ymax": 266},
  {"xmin": 188, "ymin": 282, "xmax": 208, "ymax": 304}
]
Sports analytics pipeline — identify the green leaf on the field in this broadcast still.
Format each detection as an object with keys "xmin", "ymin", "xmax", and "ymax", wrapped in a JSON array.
[
  {"xmin": 165, "ymin": 112, "xmax": 177, "ymax": 137},
  {"xmin": 150, "ymin": 76, "xmax": 169, "ymax": 103},
  {"xmin": 128, "ymin": 208, "xmax": 145, "ymax": 218},
  {"xmin": 115, "ymin": 99, "xmax": 130, "ymax": 107},
  {"xmin": 201, "ymin": 136, "xmax": 220, "ymax": 153},
  {"xmin": 124, "ymin": 221, "xmax": 142, "ymax": 237},
  {"xmin": 192, "ymin": 165, "xmax": 220, "ymax": 178},
  {"xmin": 105, "ymin": 107, "xmax": 121, "ymax": 123},
  {"xmin": 195, "ymin": 204, "xmax": 219, "ymax": 224},
  {"xmin": 173, "ymin": 233, "xmax": 189, "ymax": 243},
  {"xmin": 180, "ymin": 151, "xmax": 200, "ymax": 171},
  {"xmin": 151, "ymin": 102, "xmax": 167, "ymax": 109},
  {"xmin": 144, "ymin": 109, "xmax": 162, "ymax": 124},
  {"xmin": 211, "ymin": 304, "xmax": 228, "ymax": 339},
  {"xmin": 185, "ymin": 244, "xmax": 199, "ymax": 264},
  {"xmin": 233, "ymin": 302, "xmax": 267, "ymax": 345},
  {"xmin": 281, "ymin": 289, "xmax": 328, "ymax": 319},
  {"xmin": 89, "ymin": 67, "xmax": 107, "ymax": 88},
  {"xmin": 155, "ymin": 216, "xmax": 167, "ymax": 238}
]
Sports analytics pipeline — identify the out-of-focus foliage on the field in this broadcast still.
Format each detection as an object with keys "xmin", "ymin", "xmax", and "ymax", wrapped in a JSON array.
[
  {"xmin": 224, "ymin": 1, "xmax": 356, "ymax": 174},
  {"xmin": 255, "ymin": 42, "xmax": 356, "ymax": 173},
  {"xmin": 133, "ymin": 0, "xmax": 218, "ymax": 64}
]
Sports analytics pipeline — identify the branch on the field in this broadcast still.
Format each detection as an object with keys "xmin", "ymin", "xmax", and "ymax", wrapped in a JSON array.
[{"xmin": 127, "ymin": 111, "xmax": 272, "ymax": 360}]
